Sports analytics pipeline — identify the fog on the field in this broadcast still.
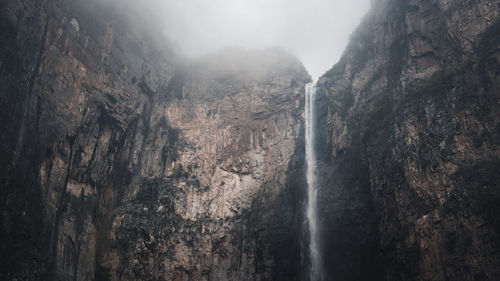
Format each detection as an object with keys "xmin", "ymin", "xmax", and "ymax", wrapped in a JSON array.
[{"xmin": 110, "ymin": 0, "xmax": 371, "ymax": 79}]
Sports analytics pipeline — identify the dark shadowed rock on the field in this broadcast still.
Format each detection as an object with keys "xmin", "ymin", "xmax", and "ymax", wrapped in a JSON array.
[
  {"xmin": 0, "ymin": 0, "xmax": 310, "ymax": 280},
  {"xmin": 316, "ymin": 0, "xmax": 500, "ymax": 280}
]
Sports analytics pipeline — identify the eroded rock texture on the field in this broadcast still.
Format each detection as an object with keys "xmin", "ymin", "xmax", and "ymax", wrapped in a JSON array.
[
  {"xmin": 3, "ymin": 0, "xmax": 500, "ymax": 280},
  {"xmin": 0, "ymin": 0, "xmax": 310, "ymax": 280},
  {"xmin": 316, "ymin": 0, "xmax": 500, "ymax": 280}
]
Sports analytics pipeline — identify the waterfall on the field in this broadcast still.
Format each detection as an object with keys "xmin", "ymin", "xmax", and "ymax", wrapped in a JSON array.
[{"xmin": 305, "ymin": 82, "xmax": 322, "ymax": 281}]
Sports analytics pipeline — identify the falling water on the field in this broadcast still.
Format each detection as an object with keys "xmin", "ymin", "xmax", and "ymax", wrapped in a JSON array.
[{"xmin": 305, "ymin": 82, "xmax": 322, "ymax": 281}]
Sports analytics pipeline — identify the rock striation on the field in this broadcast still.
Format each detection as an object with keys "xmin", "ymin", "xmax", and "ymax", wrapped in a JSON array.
[
  {"xmin": 0, "ymin": 0, "xmax": 310, "ymax": 280},
  {"xmin": 316, "ymin": 0, "xmax": 500, "ymax": 280},
  {"xmin": 2, "ymin": 0, "xmax": 500, "ymax": 280}
]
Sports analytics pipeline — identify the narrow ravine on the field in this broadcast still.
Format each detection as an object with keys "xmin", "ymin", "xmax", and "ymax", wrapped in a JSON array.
[{"xmin": 305, "ymin": 82, "xmax": 322, "ymax": 281}]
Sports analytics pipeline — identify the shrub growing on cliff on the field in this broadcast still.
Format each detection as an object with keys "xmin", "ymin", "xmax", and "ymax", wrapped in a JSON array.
[
  {"xmin": 406, "ymin": 70, "xmax": 456, "ymax": 101},
  {"xmin": 333, "ymin": 87, "xmax": 355, "ymax": 117},
  {"xmin": 478, "ymin": 16, "xmax": 500, "ymax": 55},
  {"xmin": 387, "ymin": 38, "xmax": 407, "ymax": 78},
  {"xmin": 349, "ymin": 25, "xmax": 376, "ymax": 73},
  {"xmin": 172, "ymin": 164, "xmax": 188, "ymax": 179},
  {"xmin": 95, "ymin": 265, "xmax": 111, "ymax": 281},
  {"xmin": 134, "ymin": 186, "xmax": 158, "ymax": 204},
  {"xmin": 189, "ymin": 177, "xmax": 201, "ymax": 188},
  {"xmin": 360, "ymin": 93, "xmax": 393, "ymax": 141}
]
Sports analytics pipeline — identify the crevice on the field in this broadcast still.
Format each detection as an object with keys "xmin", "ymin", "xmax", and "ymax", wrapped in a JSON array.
[
  {"xmin": 11, "ymin": 10, "xmax": 49, "ymax": 168},
  {"xmin": 48, "ymin": 135, "xmax": 77, "ymax": 280}
]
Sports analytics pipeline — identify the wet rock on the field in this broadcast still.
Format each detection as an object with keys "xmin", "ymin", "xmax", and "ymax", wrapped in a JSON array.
[
  {"xmin": 316, "ymin": 0, "xmax": 500, "ymax": 280},
  {"xmin": 0, "ymin": 0, "xmax": 309, "ymax": 280}
]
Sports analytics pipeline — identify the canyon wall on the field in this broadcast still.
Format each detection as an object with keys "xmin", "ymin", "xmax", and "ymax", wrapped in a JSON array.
[
  {"xmin": 2, "ymin": 0, "xmax": 500, "ymax": 280},
  {"xmin": 0, "ymin": 0, "xmax": 310, "ymax": 280},
  {"xmin": 316, "ymin": 0, "xmax": 500, "ymax": 280}
]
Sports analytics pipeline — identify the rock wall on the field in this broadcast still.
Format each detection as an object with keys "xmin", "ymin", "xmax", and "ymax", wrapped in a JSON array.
[
  {"xmin": 0, "ymin": 0, "xmax": 310, "ymax": 280},
  {"xmin": 4, "ymin": 0, "xmax": 499, "ymax": 280},
  {"xmin": 103, "ymin": 49, "xmax": 310, "ymax": 281},
  {"xmin": 316, "ymin": 0, "xmax": 500, "ymax": 280}
]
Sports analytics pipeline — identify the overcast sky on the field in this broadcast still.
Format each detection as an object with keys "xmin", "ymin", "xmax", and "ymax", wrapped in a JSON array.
[{"xmin": 144, "ymin": 0, "xmax": 371, "ymax": 79}]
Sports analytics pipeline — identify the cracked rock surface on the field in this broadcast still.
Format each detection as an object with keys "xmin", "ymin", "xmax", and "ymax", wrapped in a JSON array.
[
  {"xmin": 315, "ymin": 0, "xmax": 500, "ymax": 280},
  {"xmin": 0, "ymin": 0, "xmax": 309, "ymax": 280}
]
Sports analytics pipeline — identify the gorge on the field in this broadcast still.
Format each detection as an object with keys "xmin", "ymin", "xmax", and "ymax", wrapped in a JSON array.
[{"xmin": 1, "ymin": 0, "xmax": 500, "ymax": 281}]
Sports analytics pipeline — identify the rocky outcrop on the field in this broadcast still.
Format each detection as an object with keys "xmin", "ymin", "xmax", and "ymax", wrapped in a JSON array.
[
  {"xmin": 4, "ymin": 0, "xmax": 499, "ymax": 280},
  {"xmin": 0, "ymin": 0, "xmax": 310, "ymax": 280},
  {"xmin": 103, "ymin": 48, "xmax": 310, "ymax": 281},
  {"xmin": 316, "ymin": 0, "xmax": 500, "ymax": 280}
]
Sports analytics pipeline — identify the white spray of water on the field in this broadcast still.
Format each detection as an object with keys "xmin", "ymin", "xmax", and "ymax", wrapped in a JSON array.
[{"xmin": 305, "ymin": 82, "xmax": 322, "ymax": 281}]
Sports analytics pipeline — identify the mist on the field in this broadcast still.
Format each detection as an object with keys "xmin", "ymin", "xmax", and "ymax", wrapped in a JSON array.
[{"xmin": 113, "ymin": 0, "xmax": 371, "ymax": 79}]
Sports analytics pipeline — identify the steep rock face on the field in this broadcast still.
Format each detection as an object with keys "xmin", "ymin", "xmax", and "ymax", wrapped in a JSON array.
[
  {"xmin": 0, "ymin": 1, "xmax": 309, "ymax": 280},
  {"xmin": 316, "ymin": 0, "xmax": 500, "ymax": 280},
  {"xmin": 105, "ymin": 48, "xmax": 310, "ymax": 281},
  {"xmin": 0, "ymin": 0, "xmax": 177, "ymax": 280}
]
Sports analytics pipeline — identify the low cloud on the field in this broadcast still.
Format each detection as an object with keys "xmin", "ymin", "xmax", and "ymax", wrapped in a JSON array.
[{"xmin": 99, "ymin": 0, "xmax": 371, "ymax": 79}]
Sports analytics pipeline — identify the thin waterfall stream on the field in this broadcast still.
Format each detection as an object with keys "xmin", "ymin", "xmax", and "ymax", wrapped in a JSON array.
[{"xmin": 305, "ymin": 82, "xmax": 322, "ymax": 281}]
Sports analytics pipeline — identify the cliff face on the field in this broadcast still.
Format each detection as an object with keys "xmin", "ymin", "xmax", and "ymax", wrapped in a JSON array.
[
  {"xmin": 316, "ymin": 0, "xmax": 500, "ymax": 280},
  {"xmin": 3, "ymin": 0, "xmax": 500, "ymax": 280},
  {"xmin": 104, "ymin": 49, "xmax": 310, "ymax": 281},
  {"xmin": 0, "ymin": 1, "xmax": 310, "ymax": 280}
]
